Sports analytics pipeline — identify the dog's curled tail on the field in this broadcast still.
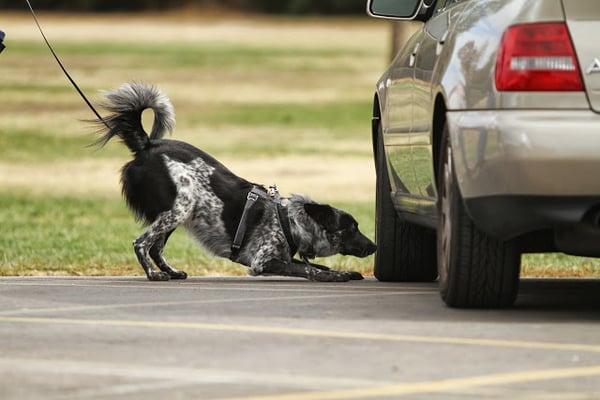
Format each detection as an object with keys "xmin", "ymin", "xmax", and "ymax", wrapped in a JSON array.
[{"xmin": 94, "ymin": 82, "xmax": 175, "ymax": 155}]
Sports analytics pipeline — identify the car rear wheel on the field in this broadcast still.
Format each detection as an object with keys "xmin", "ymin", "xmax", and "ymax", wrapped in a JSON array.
[
  {"xmin": 437, "ymin": 124, "xmax": 521, "ymax": 308},
  {"xmin": 374, "ymin": 125, "xmax": 438, "ymax": 282}
]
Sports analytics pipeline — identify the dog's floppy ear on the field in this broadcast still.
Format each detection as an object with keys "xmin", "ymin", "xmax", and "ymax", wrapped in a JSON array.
[{"xmin": 304, "ymin": 203, "xmax": 337, "ymax": 231}]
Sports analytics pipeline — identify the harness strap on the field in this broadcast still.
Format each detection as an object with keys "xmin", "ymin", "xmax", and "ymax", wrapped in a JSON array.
[
  {"xmin": 277, "ymin": 204, "xmax": 297, "ymax": 256},
  {"xmin": 231, "ymin": 187, "xmax": 266, "ymax": 258},
  {"xmin": 231, "ymin": 186, "xmax": 297, "ymax": 260}
]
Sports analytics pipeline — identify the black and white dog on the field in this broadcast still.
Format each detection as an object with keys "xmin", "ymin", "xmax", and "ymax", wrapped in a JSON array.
[{"xmin": 96, "ymin": 82, "xmax": 376, "ymax": 282}]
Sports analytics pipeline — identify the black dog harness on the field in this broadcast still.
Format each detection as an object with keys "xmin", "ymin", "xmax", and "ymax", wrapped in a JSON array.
[{"xmin": 231, "ymin": 186, "xmax": 297, "ymax": 260}]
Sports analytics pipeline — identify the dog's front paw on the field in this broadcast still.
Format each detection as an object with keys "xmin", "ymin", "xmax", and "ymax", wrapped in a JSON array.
[
  {"xmin": 311, "ymin": 270, "xmax": 351, "ymax": 282},
  {"xmin": 148, "ymin": 271, "xmax": 171, "ymax": 281},
  {"xmin": 169, "ymin": 270, "xmax": 188, "ymax": 280},
  {"xmin": 343, "ymin": 271, "xmax": 364, "ymax": 281}
]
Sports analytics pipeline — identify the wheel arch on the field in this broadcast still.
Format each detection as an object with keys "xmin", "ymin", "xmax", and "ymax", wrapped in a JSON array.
[
  {"xmin": 372, "ymin": 93, "xmax": 382, "ymax": 172},
  {"xmin": 431, "ymin": 93, "xmax": 448, "ymax": 193}
]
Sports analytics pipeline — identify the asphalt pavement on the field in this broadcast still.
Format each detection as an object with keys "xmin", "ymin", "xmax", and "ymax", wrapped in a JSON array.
[{"xmin": 0, "ymin": 276, "xmax": 599, "ymax": 399}]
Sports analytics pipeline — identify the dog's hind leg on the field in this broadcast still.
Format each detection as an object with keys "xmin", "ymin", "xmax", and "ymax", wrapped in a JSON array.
[
  {"xmin": 149, "ymin": 229, "xmax": 188, "ymax": 280},
  {"xmin": 261, "ymin": 259, "xmax": 351, "ymax": 282},
  {"xmin": 134, "ymin": 193, "xmax": 194, "ymax": 281}
]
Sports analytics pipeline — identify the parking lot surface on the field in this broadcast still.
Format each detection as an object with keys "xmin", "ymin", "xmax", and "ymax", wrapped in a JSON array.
[{"xmin": 0, "ymin": 276, "xmax": 599, "ymax": 399}]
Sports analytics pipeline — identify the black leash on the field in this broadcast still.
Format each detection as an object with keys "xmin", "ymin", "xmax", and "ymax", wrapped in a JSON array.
[{"xmin": 24, "ymin": 0, "xmax": 110, "ymax": 129}]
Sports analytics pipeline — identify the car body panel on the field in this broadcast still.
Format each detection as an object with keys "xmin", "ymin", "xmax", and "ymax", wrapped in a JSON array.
[
  {"xmin": 563, "ymin": 1, "xmax": 600, "ymax": 113},
  {"xmin": 438, "ymin": 0, "xmax": 578, "ymax": 111},
  {"xmin": 380, "ymin": 32, "xmax": 421, "ymax": 195},
  {"xmin": 413, "ymin": 0, "xmax": 468, "ymax": 198},
  {"xmin": 448, "ymin": 110, "xmax": 600, "ymax": 198}
]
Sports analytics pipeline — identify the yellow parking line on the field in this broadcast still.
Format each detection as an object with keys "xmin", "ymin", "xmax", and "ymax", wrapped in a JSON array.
[
  {"xmin": 0, "ymin": 357, "xmax": 384, "ymax": 390},
  {"xmin": 0, "ymin": 316, "xmax": 599, "ymax": 354},
  {"xmin": 222, "ymin": 365, "xmax": 600, "ymax": 400}
]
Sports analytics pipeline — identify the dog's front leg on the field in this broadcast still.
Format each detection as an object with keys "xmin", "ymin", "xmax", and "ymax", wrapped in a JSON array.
[
  {"xmin": 261, "ymin": 259, "xmax": 352, "ymax": 282},
  {"xmin": 293, "ymin": 258, "xmax": 331, "ymax": 271},
  {"xmin": 292, "ymin": 259, "xmax": 364, "ymax": 281}
]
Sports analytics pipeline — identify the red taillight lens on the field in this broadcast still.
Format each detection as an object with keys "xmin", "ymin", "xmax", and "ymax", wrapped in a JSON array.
[{"xmin": 495, "ymin": 22, "xmax": 584, "ymax": 91}]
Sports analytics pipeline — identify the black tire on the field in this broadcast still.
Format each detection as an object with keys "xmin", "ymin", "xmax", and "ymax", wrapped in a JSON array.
[
  {"xmin": 437, "ymin": 123, "xmax": 521, "ymax": 308},
  {"xmin": 374, "ymin": 125, "xmax": 438, "ymax": 282}
]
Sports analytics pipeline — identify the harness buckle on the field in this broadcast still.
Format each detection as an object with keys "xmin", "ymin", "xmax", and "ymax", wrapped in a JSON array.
[
  {"xmin": 0, "ymin": 31, "xmax": 5, "ymax": 54},
  {"xmin": 247, "ymin": 191, "xmax": 260, "ymax": 202}
]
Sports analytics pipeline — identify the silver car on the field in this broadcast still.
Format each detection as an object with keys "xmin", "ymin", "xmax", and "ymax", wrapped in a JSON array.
[{"xmin": 367, "ymin": 0, "xmax": 600, "ymax": 308}]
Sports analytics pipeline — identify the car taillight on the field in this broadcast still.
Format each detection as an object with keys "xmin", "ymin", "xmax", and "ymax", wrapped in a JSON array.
[{"xmin": 495, "ymin": 22, "xmax": 584, "ymax": 91}]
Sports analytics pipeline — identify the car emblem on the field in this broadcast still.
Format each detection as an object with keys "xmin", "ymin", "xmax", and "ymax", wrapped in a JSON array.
[{"xmin": 587, "ymin": 58, "xmax": 600, "ymax": 74}]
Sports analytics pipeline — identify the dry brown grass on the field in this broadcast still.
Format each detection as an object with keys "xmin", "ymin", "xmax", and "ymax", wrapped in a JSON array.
[
  {"xmin": 0, "ymin": 155, "xmax": 374, "ymax": 202},
  {"xmin": 3, "ymin": 11, "xmax": 387, "ymax": 49}
]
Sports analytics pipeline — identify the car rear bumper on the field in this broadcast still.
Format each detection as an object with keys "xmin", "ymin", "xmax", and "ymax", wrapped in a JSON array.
[
  {"xmin": 464, "ymin": 195, "xmax": 600, "ymax": 241},
  {"xmin": 448, "ymin": 110, "xmax": 600, "ymax": 198},
  {"xmin": 447, "ymin": 110, "xmax": 600, "ymax": 238}
]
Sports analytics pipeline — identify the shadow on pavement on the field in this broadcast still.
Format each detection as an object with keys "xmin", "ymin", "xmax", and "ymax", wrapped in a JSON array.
[
  {"xmin": 515, "ymin": 278, "xmax": 600, "ymax": 314},
  {"xmin": 440, "ymin": 279, "xmax": 600, "ymax": 323}
]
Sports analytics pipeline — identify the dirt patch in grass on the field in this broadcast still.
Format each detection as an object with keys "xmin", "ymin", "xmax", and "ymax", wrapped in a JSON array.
[
  {"xmin": 3, "ymin": 12, "xmax": 387, "ymax": 50},
  {"xmin": 0, "ymin": 155, "xmax": 375, "ymax": 202}
]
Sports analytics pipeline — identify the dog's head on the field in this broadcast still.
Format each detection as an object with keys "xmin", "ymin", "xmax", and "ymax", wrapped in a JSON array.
[{"xmin": 289, "ymin": 196, "xmax": 377, "ymax": 259}]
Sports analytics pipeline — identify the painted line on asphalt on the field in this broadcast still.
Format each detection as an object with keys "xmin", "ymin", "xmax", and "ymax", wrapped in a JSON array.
[
  {"xmin": 0, "ymin": 281, "xmax": 435, "ymax": 294},
  {"xmin": 0, "ymin": 277, "xmax": 425, "ymax": 290},
  {"xmin": 0, "ymin": 290, "xmax": 431, "ymax": 316},
  {"xmin": 0, "ymin": 357, "xmax": 383, "ymax": 391},
  {"xmin": 91, "ymin": 279, "xmax": 433, "ymax": 291},
  {"xmin": 438, "ymin": 386, "xmax": 597, "ymax": 400},
  {"xmin": 0, "ymin": 280, "xmax": 434, "ymax": 293},
  {"xmin": 1, "ymin": 316, "xmax": 599, "ymax": 354},
  {"xmin": 51, "ymin": 380, "xmax": 201, "ymax": 400},
  {"xmin": 220, "ymin": 365, "xmax": 600, "ymax": 400}
]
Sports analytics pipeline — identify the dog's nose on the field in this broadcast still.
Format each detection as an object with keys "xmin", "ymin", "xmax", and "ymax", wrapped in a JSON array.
[{"xmin": 366, "ymin": 242, "xmax": 377, "ymax": 255}]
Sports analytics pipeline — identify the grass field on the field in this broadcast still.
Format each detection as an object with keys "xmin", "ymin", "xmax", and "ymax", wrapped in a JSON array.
[{"xmin": 1, "ymin": 12, "xmax": 599, "ymax": 277}]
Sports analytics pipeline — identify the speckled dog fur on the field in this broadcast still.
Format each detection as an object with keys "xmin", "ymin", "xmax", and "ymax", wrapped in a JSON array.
[{"xmin": 96, "ymin": 82, "xmax": 376, "ymax": 281}]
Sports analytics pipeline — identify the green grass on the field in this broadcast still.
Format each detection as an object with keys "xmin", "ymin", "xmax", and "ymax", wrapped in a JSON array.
[
  {"xmin": 1, "ymin": 191, "xmax": 599, "ymax": 278},
  {"xmin": 523, "ymin": 254, "xmax": 600, "ymax": 278},
  {"xmin": 0, "ymin": 128, "xmax": 107, "ymax": 162},
  {"xmin": 8, "ymin": 40, "xmax": 374, "ymax": 72},
  {"xmin": 0, "ymin": 192, "xmax": 375, "ymax": 276},
  {"xmin": 0, "ymin": 82, "xmax": 75, "ymax": 94},
  {"xmin": 11, "ymin": 41, "xmax": 372, "ymax": 59},
  {"xmin": 0, "ymin": 192, "xmax": 242, "ymax": 276},
  {"xmin": 195, "ymin": 101, "xmax": 372, "ymax": 133}
]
